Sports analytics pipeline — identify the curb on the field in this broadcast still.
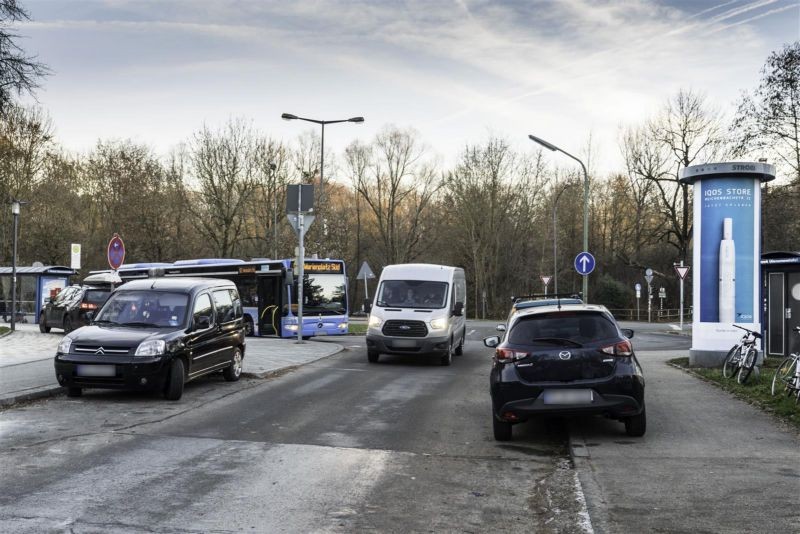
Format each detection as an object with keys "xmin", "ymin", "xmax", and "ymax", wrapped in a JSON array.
[
  {"xmin": 241, "ymin": 342, "xmax": 345, "ymax": 379},
  {"xmin": 0, "ymin": 384, "xmax": 65, "ymax": 408}
]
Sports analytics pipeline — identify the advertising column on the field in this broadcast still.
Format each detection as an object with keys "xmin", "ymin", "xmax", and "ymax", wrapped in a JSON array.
[{"xmin": 680, "ymin": 162, "xmax": 776, "ymax": 366}]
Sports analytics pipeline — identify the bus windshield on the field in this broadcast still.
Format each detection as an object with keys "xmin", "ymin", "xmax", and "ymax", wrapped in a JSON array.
[{"xmin": 296, "ymin": 273, "xmax": 347, "ymax": 315}]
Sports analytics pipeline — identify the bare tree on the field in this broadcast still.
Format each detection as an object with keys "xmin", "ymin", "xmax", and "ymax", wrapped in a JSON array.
[{"xmin": 0, "ymin": 1, "xmax": 49, "ymax": 114}]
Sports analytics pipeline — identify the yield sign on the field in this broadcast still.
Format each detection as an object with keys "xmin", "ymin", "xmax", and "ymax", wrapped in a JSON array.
[
  {"xmin": 357, "ymin": 261, "xmax": 376, "ymax": 279},
  {"xmin": 541, "ymin": 275, "xmax": 552, "ymax": 286},
  {"xmin": 675, "ymin": 265, "xmax": 691, "ymax": 280}
]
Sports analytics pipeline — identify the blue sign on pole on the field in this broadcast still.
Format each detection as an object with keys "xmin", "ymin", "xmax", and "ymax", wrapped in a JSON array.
[{"xmin": 574, "ymin": 252, "xmax": 595, "ymax": 276}]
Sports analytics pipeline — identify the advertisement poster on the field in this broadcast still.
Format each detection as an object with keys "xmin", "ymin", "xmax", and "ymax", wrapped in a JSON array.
[{"xmin": 699, "ymin": 178, "xmax": 756, "ymax": 324}]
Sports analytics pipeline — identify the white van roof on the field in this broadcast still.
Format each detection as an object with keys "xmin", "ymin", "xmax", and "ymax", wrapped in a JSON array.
[{"xmin": 379, "ymin": 263, "xmax": 461, "ymax": 282}]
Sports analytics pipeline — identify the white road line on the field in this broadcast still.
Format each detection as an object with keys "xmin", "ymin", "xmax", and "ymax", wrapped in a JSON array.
[
  {"xmin": 467, "ymin": 329, "xmax": 475, "ymax": 335},
  {"xmin": 668, "ymin": 324, "xmax": 681, "ymax": 331}
]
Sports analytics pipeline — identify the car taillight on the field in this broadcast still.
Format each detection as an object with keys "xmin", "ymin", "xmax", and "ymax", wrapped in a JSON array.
[
  {"xmin": 600, "ymin": 340, "xmax": 633, "ymax": 357},
  {"xmin": 495, "ymin": 348, "xmax": 529, "ymax": 363},
  {"xmin": 79, "ymin": 302, "xmax": 98, "ymax": 310}
]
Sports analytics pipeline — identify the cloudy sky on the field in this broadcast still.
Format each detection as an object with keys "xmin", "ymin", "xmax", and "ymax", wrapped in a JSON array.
[{"xmin": 18, "ymin": 0, "xmax": 800, "ymax": 175}]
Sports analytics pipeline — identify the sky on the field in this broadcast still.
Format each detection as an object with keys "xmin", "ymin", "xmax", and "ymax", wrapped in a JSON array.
[{"xmin": 17, "ymin": 0, "xmax": 800, "ymax": 177}]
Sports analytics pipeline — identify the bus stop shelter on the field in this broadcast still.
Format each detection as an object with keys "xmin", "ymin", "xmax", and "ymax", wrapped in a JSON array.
[
  {"xmin": 0, "ymin": 265, "xmax": 76, "ymax": 324},
  {"xmin": 761, "ymin": 251, "xmax": 800, "ymax": 358}
]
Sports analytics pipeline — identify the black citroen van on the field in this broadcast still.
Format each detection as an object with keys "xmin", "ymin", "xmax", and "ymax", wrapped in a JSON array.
[{"xmin": 54, "ymin": 277, "xmax": 246, "ymax": 400}]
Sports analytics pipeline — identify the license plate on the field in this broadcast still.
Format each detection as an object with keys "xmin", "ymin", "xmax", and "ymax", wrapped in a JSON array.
[
  {"xmin": 392, "ymin": 339, "xmax": 417, "ymax": 348},
  {"xmin": 76, "ymin": 364, "xmax": 116, "ymax": 377},
  {"xmin": 543, "ymin": 389, "xmax": 593, "ymax": 405}
]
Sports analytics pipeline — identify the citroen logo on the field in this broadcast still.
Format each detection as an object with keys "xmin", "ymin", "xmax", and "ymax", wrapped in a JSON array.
[
  {"xmin": 558, "ymin": 351, "xmax": 571, "ymax": 360},
  {"xmin": 95, "ymin": 347, "xmax": 105, "ymax": 355}
]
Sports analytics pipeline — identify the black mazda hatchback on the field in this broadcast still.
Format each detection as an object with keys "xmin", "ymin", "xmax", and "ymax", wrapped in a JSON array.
[
  {"xmin": 484, "ymin": 303, "xmax": 645, "ymax": 440},
  {"xmin": 54, "ymin": 277, "xmax": 245, "ymax": 400}
]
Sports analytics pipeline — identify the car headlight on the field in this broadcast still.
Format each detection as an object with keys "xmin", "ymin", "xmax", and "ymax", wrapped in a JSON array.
[
  {"xmin": 135, "ymin": 339, "xmax": 166, "ymax": 357},
  {"xmin": 430, "ymin": 318, "xmax": 448, "ymax": 330},
  {"xmin": 286, "ymin": 324, "xmax": 299, "ymax": 332},
  {"xmin": 338, "ymin": 323, "xmax": 348, "ymax": 329},
  {"xmin": 368, "ymin": 315, "xmax": 382, "ymax": 328},
  {"xmin": 57, "ymin": 336, "xmax": 72, "ymax": 354}
]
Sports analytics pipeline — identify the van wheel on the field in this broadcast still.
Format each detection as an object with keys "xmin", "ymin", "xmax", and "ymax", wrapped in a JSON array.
[
  {"xmin": 164, "ymin": 358, "xmax": 185, "ymax": 400},
  {"xmin": 493, "ymin": 415, "xmax": 512, "ymax": 441},
  {"xmin": 66, "ymin": 387, "xmax": 82, "ymax": 398},
  {"xmin": 440, "ymin": 340, "xmax": 453, "ymax": 366},
  {"xmin": 454, "ymin": 331, "xmax": 465, "ymax": 356},
  {"xmin": 223, "ymin": 348, "xmax": 243, "ymax": 382},
  {"xmin": 367, "ymin": 351, "xmax": 379, "ymax": 363},
  {"xmin": 39, "ymin": 313, "xmax": 50, "ymax": 333},
  {"xmin": 243, "ymin": 316, "xmax": 254, "ymax": 336},
  {"xmin": 624, "ymin": 404, "xmax": 646, "ymax": 437}
]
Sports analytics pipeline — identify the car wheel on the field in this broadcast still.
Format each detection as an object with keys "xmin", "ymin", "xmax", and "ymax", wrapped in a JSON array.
[
  {"xmin": 440, "ymin": 339, "xmax": 453, "ymax": 366},
  {"xmin": 223, "ymin": 348, "xmax": 243, "ymax": 382},
  {"xmin": 66, "ymin": 387, "xmax": 82, "ymax": 398},
  {"xmin": 367, "ymin": 350, "xmax": 379, "ymax": 363},
  {"xmin": 624, "ymin": 404, "xmax": 646, "ymax": 437},
  {"xmin": 63, "ymin": 316, "xmax": 73, "ymax": 333},
  {"xmin": 493, "ymin": 415, "xmax": 512, "ymax": 441},
  {"xmin": 454, "ymin": 331, "xmax": 465, "ymax": 356},
  {"xmin": 243, "ymin": 316, "xmax": 254, "ymax": 336},
  {"xmin": 164, "ymin": 358, "xmax": 185, "ymax": 401},
  {"xmin": 39, "ymin": 313, "xmax": 51, "ymax": 333}
]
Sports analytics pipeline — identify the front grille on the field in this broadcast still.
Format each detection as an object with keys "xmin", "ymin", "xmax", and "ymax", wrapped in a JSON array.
[
  {"xmin": 382, "ymin": 320, "xmax": 428, "ymax": 338},
  {"xmin": 73, "ymin": 345, "xmax": 132, "ymax": 355}
]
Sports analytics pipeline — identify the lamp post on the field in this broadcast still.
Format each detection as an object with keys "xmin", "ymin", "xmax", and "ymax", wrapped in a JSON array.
[
  {"xmin": 269, "ymin": 162, "xmax": 278, "ymax": 258},
  {"xmin": 10, "ymin": 199, "xmax": 27, "ymax": 331},
  {"xmin": 281, "ymin": 113, "xmax": 364, "ymax": 203},
  {"xmin": 552, "ymin": 182, "xmax": 571, "ymax": 295},
  {"xmin": 529, "ymin": 134, "xmax": 590, "ymax": 301}
]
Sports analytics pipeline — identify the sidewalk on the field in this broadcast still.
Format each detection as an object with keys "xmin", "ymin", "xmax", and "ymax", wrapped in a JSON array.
[{"xmin": 0, "ymin": 324, "xmax": 343, "ymax": 407}]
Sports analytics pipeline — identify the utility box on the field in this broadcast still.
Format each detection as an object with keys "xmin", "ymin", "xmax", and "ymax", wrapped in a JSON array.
[{"xmin": 761, "ymin": 251, "xmax": 800, "ymax": 359}]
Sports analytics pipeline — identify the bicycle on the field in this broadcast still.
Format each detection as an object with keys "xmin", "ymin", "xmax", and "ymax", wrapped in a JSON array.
[
  {"xmin": 771, "ymin": 326, "xmax": 800, "ymax": 404},
  {"xmin": 721, "ymin": 325, "xmax": 761, "ymax": 384}
]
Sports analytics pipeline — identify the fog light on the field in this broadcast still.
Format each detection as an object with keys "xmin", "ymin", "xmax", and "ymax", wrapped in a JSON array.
[{"xmin": 140, "ymin": 378, "xmax": 147, "ymax": 385}]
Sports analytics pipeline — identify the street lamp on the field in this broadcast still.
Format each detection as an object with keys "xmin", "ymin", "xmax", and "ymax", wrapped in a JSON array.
[
  {"xmin": 552, "ymin": 182, "xmax": 572, "ymax": 295},
  {"xmin": 9, "ymin": 199, "xmax": 28, "ymax": 331},
  {"xmin": 281, "ymin": 113, "xmax": 364, "ymax": 202},
  {"xmin": 529, "ymin": 134, "xmax": 590, "ymax": 301},
  {"xmin": 268, "ymin": 162, "xmax": 278, "ymax": 259}
]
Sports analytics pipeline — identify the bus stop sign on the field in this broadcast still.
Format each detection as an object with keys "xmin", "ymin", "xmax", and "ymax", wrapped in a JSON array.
[{"xmin": 107, "ymin": 234, "xmax": 125, "ymax": 270}]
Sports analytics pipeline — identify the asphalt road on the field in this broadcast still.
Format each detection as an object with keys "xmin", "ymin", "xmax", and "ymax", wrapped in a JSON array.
[{"xmin": 2, "ymin": 322, "xmax": 796, "ymax": 533}]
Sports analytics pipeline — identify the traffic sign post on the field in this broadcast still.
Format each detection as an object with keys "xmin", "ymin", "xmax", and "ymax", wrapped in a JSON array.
[
  {"xmin": 674, "ymin": 262, "xmax": 690, "ymax": 331},
  {"xmin": 286, "ymin": 184, "xmax": 315, "ymax": 343},
  {"xmin": 659, "ymin": 286, "xmax": 666, "ymax": 317},
  {"xmin": 541, "ymin": 275, "xmax": 552, "ymax": 296},
  {"xmin": 107, "ymin": 234, "xmax": 125, "ymax": 271},
  {"xmin": 635, "ymin": 283, "xmax": 641, "ymax": 321},
  {"xmin": 645, "ymin": 268, "xmax": 653, "ymax": 323},
  {"xmin": 357, "ymin": 261, "xmax": 376, "ymax": 312},
  {"xmin": 574, "ymin": 252, "xmax": 595, "ymax": 302}
]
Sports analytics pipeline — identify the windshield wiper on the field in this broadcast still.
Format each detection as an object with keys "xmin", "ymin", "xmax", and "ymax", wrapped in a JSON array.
[
  {"xmin": 118, "ymin": 322, "xmax": 162, "ymax": 328},
  {"xmin": 530, "ymin": 337, "xmax": 583, "ymax": 348},
  {"xmin": 92, "ymin": 319, "xmax": 119, "ymax": 326}
]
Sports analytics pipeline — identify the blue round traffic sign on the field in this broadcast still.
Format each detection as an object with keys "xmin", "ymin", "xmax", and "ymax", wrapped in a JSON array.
[
  {"xmin": 574, "ymin": 252, "xmax": 595, "ymax": 275},
  {"xmin": 107, "ymin": 234, "xmax": 126, "ymax": 270}
]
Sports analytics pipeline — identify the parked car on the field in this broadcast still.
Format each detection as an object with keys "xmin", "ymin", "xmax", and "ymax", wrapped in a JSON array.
[
  {"xmin": 40, "ymin": 285, "xmax": 112, "ymax": 333},
  {"xmin": 484, "ymin": 302, "xmax": 645, "ymax": 441},
  {"xmin": 54, "ymin": 277, "xmax": 245, "ymax": 400}
]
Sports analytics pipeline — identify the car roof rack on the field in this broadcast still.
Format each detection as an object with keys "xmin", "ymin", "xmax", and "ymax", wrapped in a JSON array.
[{"xmin": 511, "ymin": 292, "xmax": 582, "ymax": 304}]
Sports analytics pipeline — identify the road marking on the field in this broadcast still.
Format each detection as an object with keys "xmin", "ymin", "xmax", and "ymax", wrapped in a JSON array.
[
  {"xmin": 467, "ymin": 329, "xmax": 475, "ymax": 335},
  {"xmin": 668, "ymin": 324, "xmax": 681, "ymax": 331},
  {"xmin": 331, "ymin": 368, "xmax": 367, "ymax": 372}
]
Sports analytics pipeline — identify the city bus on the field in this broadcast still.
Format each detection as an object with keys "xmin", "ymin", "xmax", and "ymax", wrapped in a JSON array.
[{"xmin": 89, "ymin": 258, "xmax": 349, "ymax": 338}]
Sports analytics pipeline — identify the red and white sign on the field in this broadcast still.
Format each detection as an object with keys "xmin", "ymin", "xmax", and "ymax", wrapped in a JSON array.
[
  {"xmin": 675, "ymin": 265, "xmax": 690, "ymax": 280},
  {"xmin": 541, "ymin": 276, "xmax": 552, "ymax": 286},
  {"xmin": 107, "ymin": 234, "xmax": 126, "ymax": 270}
]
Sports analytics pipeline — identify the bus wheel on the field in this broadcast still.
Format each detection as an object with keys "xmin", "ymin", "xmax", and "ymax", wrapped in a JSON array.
[{"xmin": 243, "ymin": 316, "xmax": 254, "ymax": 336}]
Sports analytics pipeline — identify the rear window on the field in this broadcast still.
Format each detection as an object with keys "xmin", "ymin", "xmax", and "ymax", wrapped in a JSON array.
[
  {"xmin": 509, "ymin": 312, "xmax": 619, "ymax": 345},
  {"xmin": 84, "ymin": 289, "xmax": 111, "ymax": 305}
]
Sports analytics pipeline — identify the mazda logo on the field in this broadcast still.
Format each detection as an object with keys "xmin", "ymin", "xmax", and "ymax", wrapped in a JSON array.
[
  {"xmin": 399, "ymin": 325, "xmax": 411, "ymax": 330},
  {"xmin": 94, "ymin": 347, "xmax": 105, "ymax": 355},
  {"xmin": 558, "ymin": 351, "xmax": 571, "ymax": 360}
]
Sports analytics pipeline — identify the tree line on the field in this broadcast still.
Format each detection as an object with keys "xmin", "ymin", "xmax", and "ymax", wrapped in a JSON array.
[{"xmin": 0, "ymin": 35, "xmax": 798, "ymax": 318}]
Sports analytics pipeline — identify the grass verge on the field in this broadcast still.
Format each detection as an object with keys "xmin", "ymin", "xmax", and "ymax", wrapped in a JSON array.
[
  {"xmin": 0, "ymin": 326, "xmax": 9, "ymax": 336},
  {"xmin": 348, "ymin": 323, "xmax": 367, "ymax": 335},
  {"xmin": 668, "ymin": 357, "xmax": 800, "ymax": 431}
]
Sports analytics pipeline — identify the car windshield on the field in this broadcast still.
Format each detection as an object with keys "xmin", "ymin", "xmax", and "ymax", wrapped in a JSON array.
[
  {"xmin": 509, "ymin": 312, "xmax": 619, "ymax": 345},
  {"xmin": 376, "ymin": 280, "xmax": 448, "ymax": 309},
  {"xmin": 95, "ymin": 290, "xmax": 189, "ymax": 327}
]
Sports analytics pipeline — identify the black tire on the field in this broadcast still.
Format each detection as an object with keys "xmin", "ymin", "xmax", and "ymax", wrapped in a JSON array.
[
  {"xmin": 223, "ymin": 348, "xmax": 243, "ymax": 382},
  {"xmin": 493, "ymin": 415, "xmax": 512, "ymax": 441},
  {"xmin": 737, "ymin": 348, "xmax": 758, "ymax": 384},
  {"xmin": 771, "ymin": 357, "xmax": 796, "ymax": 396},
  {"xmin": 39, "ymin": 313, "xmax": 50, "ymax": 333},
  {"xmin": 66, "ymin": 386, "xmax": 82, "ymax": 398},
  {"xmin": 624, "ymin": 404, "xmax": 646, "ymax": 437},
  {"xmin": 164, "ymin": 358, "xmax": 185, "ymax": 400},
  {"xmin": 454, "ymin": 331, "xmax": 465, "ymax": 356},
  {"xmin": 722, "ymin": 345, "xmax": 740, "ymax": 378},
  {"xmin": 63, "ymin": 316, "xmax": 73, "ymax": 334},
  {"xmin": 367, "ymin": 350, "xmax": 379, "ymax": 363},
  {"xmin": 440, "ymin": 339, "xmax": 453, "ymax": 366},
  {"xmin": 243, "ymin": 316, "xmax": 254, "ymax": 336}
]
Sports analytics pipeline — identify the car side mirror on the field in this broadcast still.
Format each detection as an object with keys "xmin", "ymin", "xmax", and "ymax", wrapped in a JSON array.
[
  {"xmin": 484, "ymin": 336, "xmax": 500, "ymax": 348},
  {"xmin": 621, "ymin": 328, "xmax": 634, "ymax": 339},
  {"xmin": 496, "ymin": 324, "xmax": 506, "ymax": 332},
  {"xmin": 194, "ymin": 315, "xmax": 211, "ymax": 330},
  {"xmin": 453, "ymin": 302, "xmax": 464, "ymax": 317}
]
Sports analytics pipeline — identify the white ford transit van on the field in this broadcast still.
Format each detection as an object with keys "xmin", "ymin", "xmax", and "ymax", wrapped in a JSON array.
[{"xmin": 366, "ymin": 263, "xmax": 466, "ymax": 365}]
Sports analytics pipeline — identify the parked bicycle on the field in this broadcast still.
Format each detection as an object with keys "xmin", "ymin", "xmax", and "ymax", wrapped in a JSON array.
[
  {"xmin": 771, "ymin": 326, "xmax": 800, "ymax": 404},
  {"xmin": 722, "ymin": 325, "xmax": 761, "ymax": 384}
]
